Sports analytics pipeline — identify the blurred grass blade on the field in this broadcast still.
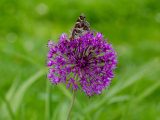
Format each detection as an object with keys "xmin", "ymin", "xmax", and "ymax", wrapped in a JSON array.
[
  {"xmin": 12, "ymin": 69, "xmax": 46, "ymax": 112},
  {"xmin": 58, "ymin": 84, "xmax": 72, "ymax": 100},
  {"xmin": 84, "ymin": 58, "xmax": 159, "ymax": 113},
  {"xmin": 0, "ymin": 95, "xmax": 15, "ymax": 120},
  {"xmin": 52, "ymin": 102, "xmax": 68, "ymax": 120},
  {"xmin": 73, "ymin": 113, "xmax": 85, "ymax": 120},
  {"xmin": 58, "ymin": 102, "xmax": 68, "ymax": 120},
  {"xmin": 2, "ymin": 49, "xmax": 43, "ymax": 68},
  {"xmin": 6, "ymin": 75, "xmax": 20, "ymax": 100},
  {"xmin": 108, "ymin": 95, "xmax": 130, "ymax": 104},
  {"xmin": 0, "ymin": 76, "xmax": 20, "ymax": 119},
  {"xmin": 135, "ymin": 81, "xmax": 160, "ymax": 102},
  {"xmin": 107, "ymin": 58, "xmax": 159, "ymax": 98},
  {"xmin": 93, "ymin": 108, "xmax": 103, "ymax": 120},
  {"xmin": 45, "ymin": 80, "xmax": 52, "ymax": 120},
  {"xmin": 58, "ymin": 85, "xmax": 81, "ymax": 108},
  {"xmin": 0, "ymin": 70, "xmax": 46, "ymax": 119},
  {"xmin": 52, "ymin": 103, "xmax": 60, "ymax": 120}
]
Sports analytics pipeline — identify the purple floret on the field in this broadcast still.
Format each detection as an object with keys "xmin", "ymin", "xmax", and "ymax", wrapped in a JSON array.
[{"xmin": 47, "ymin": 32, "xmax": 117, "ymax": 96}]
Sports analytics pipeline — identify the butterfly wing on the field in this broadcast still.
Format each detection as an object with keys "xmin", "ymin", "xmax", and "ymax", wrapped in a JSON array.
[{"xmin": 70, "ymin": 14, "xmax": 90, "ymax": 40}]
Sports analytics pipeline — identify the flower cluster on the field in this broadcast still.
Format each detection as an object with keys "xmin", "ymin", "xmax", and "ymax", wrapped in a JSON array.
[{"xmin": 47, "ymin": 32, "xmax": 117, "ymax": 96}]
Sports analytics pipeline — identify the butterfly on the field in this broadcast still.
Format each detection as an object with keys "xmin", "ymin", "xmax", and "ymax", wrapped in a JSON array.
[{"xmin": 70, "ymin": 14, "xmax": 90, "ymax": 40}]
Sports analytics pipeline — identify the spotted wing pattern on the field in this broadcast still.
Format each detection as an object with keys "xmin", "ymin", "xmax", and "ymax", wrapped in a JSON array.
[{"xmin": 70, "ymin": 14, "xmax": 90, "ymax": 40}]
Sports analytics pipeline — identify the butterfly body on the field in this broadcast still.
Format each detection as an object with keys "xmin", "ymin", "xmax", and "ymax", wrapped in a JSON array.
[{"xmin": 70, "ymin": 14, "xmax": 90, "ymax": 40}]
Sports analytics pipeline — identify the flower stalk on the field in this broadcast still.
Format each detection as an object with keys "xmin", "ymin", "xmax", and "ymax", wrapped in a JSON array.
[{"xmin": 67, "ymin": 90, "xmax": 76, "ymax": 120}]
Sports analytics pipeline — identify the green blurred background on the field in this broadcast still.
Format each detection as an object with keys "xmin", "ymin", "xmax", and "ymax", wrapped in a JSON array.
[{"xmin": 0, "ymin": 0, "xmax": 160, "ymax": 120}]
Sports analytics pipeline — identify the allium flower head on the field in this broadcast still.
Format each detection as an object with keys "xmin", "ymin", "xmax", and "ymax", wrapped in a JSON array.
[{"xmin": 47, "ymin": 14, "xmax": 117, "ymax": 96}]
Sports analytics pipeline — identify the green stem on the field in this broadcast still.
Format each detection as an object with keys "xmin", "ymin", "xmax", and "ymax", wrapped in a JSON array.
[{"xmin": 67, "ymin": 91, "xmax": 76, "ymax": 120}]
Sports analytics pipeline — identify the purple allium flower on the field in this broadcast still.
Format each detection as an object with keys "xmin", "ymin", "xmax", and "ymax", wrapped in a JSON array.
[{"xmin": 47, "ymin": 15, "xmax": 117, "ymax": 96}]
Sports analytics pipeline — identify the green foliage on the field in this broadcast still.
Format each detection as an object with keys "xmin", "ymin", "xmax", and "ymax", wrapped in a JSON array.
[{"xmin": 0, "ymin": 0, "xmax": 160, "ymax": 120}]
